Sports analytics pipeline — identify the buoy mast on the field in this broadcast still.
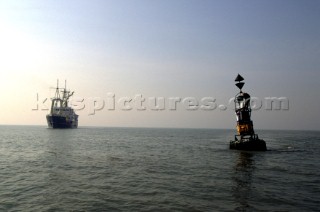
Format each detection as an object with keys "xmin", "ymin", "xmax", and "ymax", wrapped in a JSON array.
[{"xmin": 230, "ymin": 74, "xmax": 267, "ymax": 151}]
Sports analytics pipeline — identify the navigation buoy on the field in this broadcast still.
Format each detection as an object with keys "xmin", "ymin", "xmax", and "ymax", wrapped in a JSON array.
[{"xmin": 230, "ymin": 74, "xmax": 267, "ymax": 151}]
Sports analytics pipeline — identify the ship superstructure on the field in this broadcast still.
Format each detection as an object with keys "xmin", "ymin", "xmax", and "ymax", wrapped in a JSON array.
[{"xmin": 46, "ymin": 81, "xmax": 78, "ymax": 128}]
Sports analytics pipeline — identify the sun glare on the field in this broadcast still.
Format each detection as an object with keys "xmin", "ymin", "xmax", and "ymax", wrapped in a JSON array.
[{"xmin": 0, "ymin": 20, "xmax": 51, "ymax": 74}]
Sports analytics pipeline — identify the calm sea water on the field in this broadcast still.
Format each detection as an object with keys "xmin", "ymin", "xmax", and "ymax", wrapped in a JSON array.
[{"xmin": 0, "ymin": 126, "xmax": 319, "ymax": 211}]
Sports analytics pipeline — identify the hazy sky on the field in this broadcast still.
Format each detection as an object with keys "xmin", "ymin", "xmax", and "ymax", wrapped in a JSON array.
[{"xmin": 0, "ymin": 0, "xmax": 319, "ymax": 130}]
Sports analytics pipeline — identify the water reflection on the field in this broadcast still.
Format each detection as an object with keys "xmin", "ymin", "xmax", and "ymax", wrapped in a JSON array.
[
  {"xmin": 43, "ymin": 129, "xmax": 77, "ymax": 208},
  {"xmin": 232, "ymin": 151, "xmax": 254, "ymax": 211}
]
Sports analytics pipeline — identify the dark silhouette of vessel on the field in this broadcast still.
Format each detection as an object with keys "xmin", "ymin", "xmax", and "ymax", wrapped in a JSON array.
[{"xmin": 46, "ymin": 80, "xmax": 78, "ymax": 128}]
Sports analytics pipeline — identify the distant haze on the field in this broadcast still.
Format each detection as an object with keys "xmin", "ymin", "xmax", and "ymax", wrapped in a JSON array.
[{"xmin": 0, "ymin": 0, "xmax": 319, "ymax": 130}]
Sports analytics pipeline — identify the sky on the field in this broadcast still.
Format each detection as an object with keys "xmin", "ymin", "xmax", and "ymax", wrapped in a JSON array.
[{"xmin": 0, "ymin": 0, "xmax": 319, "ymax": 130}]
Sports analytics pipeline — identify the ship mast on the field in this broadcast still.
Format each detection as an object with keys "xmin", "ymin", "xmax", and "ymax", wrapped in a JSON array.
[
  {"xmin": 50, "ymin": 79, "xmax": 75, "ymax": 113},
  {"xmin": 51, "ymin": 79, "xmax": 62, "ymax": 113},
  {"xmin": 62, "ymin": 80, "xmax": 74, "ymax": 107}
]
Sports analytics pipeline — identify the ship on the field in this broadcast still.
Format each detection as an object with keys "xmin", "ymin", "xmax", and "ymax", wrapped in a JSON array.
[
  {"xmin": 230, "ymin": 74, "xmax": 267, "ymax": 151},
  {"xmin": 46, "ymin": 80, "xmax": 78, "ymax": 129}
]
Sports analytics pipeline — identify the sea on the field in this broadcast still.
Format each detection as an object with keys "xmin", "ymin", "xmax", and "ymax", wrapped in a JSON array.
[{"xmin": 0, "ymin": 125, "xmax": 319, "ymax": 211}]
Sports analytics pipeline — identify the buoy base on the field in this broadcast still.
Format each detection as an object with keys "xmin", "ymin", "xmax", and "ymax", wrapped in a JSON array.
[{"xmin": 230, "ymin": 134, "xmax": 267, "ymax": 151}]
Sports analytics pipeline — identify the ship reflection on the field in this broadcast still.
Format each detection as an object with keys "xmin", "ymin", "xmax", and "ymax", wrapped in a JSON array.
[{"xmin": 232, "ymin": 151, "xmax": 254, "ymax": 211}]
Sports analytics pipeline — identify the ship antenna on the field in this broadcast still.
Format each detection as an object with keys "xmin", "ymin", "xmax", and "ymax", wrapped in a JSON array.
[
  {"xmin": 56, "ymin": 79, "xmax": 60, "ymax": 97},
  {"xmin": 54, "ymin": 79, "xmax": 61, "ymax": 104}
]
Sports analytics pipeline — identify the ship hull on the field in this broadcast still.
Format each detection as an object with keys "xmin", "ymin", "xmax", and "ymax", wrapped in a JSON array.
[{"xmin": 46, "ymin": 115, "xmax": 78, "ymax": 129}]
